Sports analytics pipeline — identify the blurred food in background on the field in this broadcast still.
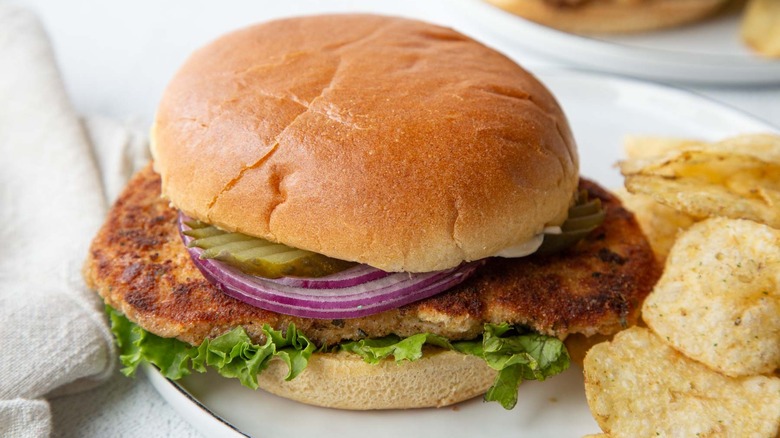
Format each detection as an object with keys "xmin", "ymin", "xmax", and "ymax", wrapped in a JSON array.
[
  {"xmin": 482, "ymin": 0, "xmax": 730, "ymax": 34},
  {"xmin": 741, "ymin": 0, "xmax": 780, "ymax": 57},
  {"xmin": 484, "ymin": 0, "xmax": 780, "ymax": 58}
]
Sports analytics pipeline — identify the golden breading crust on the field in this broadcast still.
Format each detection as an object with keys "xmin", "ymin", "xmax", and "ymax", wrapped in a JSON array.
[{"xmin": 84, "ymin": 164, "xmax": 659, "ymax": 346}]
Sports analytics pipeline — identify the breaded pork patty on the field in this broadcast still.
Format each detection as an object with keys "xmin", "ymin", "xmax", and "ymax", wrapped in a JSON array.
[{"xmin": 85, "ymin": 164, "xmax": 659, "ymax": 347}]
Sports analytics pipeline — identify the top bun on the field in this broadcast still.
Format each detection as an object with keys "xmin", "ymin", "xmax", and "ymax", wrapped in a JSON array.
[
  {"xmin": 482, "ymin": 0, "xmax": 728, "ymax": 34},
  {"xmin": 151, "ymin": 14, "xmax": 578, "ymax": 272}
]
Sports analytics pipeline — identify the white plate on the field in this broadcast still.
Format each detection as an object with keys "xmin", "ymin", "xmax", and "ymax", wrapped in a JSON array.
[
  {"xmin": 146, "ymin": 71, "xmax": 778, "ymax": 438},
  {"xmin": 454, "ymin": 0, "xmax": 780, "ymax": 85}
]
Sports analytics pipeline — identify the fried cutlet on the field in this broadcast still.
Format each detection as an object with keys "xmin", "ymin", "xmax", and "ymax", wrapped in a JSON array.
[{"xmin": 85, "ymin": 164, "xmax": 659, "ymax": 347}]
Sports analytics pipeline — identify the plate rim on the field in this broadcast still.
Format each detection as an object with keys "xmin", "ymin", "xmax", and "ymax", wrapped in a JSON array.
[
  {"xmin": 536, "ymin": 68, "xmax": 779, "ymax": 132},
  {"xmin": 144, "ymin": 363, "xmax": 247, "ymax": 438}
]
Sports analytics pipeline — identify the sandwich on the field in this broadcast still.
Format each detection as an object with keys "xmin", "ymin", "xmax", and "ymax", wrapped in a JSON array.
[
  {"xmin": 482, "ymin": 0, "xmax": 730, "ymax": 34},
  {"xmin": 84, "ymin": 14, "xmax": 659, "ymax": 410}
]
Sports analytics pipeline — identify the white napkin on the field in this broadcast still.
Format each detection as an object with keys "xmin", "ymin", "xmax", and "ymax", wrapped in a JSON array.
[{"xmin": 0, "ymin": 6, "xmax": 148, "ymax": 436}]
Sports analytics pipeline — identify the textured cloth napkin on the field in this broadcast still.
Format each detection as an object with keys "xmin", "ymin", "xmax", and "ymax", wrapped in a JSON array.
[{"xmin": 0, "ymin": 5, "xmax": 148, "ymax": 437}]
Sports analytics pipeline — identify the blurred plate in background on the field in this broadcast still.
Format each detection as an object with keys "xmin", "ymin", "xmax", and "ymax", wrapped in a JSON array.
[{"xmin": 455, "ymin": 0, "xmax": 780, "ymax": 85}]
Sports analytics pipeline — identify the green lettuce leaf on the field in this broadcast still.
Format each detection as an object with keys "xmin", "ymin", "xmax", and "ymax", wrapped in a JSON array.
[
  {"xmin": 455, "ymin": 323, "xmax": 570, "ymax": 409},
  {"xmin": 108, "ymin": 305, "xmax": 195, "ymax": 379},
  {"xmin": 107, "ymin": 306, "xmax": 315, "ymax": 388},
  {"xmin": 341, "ymin": 332, "xmax": 452, "ymax": 362},
  {"xmin": 108, "ymin": 307, "xmax": 568, "ymax": 409},
  {"xmin": 341, "ymin": 323, "xmax": 569, "ymax": 409}
]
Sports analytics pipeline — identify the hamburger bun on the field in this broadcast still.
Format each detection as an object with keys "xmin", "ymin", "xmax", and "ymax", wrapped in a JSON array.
[
  {"xmin": 86, "ymin": 14, "xmax": 659, "ymax": 412},
  {"xmin": 258, "ymin": 349, "xmax": 497, "ymax": 409},
  {"xmin": 151, "ymin": 14, "xmax": 578, "ymax": 273},
  {"xmin": 483, "ymin": 0, "xmax": 729, "ymax": 34}
]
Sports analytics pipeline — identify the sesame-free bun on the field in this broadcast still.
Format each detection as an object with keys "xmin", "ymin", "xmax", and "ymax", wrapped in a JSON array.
[
  {"xmin": 151, "ymin": 14, "xmax": 578, "ymax": 272},
  {"xmin": 483, "ymin": 0, "xmax": 728, "ymax": 34},
  {"xmin": 257, "ymin": 349, "xmax": 497, "ymax": 409}
]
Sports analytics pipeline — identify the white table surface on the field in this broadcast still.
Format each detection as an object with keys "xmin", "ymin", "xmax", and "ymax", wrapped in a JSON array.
[{"xmin": 10, "ymin": 1, "xmax": 778, "ymax": 437}]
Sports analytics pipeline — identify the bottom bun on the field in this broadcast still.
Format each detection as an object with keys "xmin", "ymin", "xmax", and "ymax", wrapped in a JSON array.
[
  {"xmin": 257, "ymin": 348, "xmax": 498, "ymax": 409},
  {"xmin": 484, "ymin": 0, "xmax": 727, "ymax": 34}
]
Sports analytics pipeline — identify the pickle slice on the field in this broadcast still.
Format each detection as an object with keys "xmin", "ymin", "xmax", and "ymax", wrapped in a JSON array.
[
  {"xmin": 262, "ymin": 249, "xmax": 311, "ymax": 264},
  {"xmin": 184, "ymin": 220, "xmax": 209, "ymax": 229},
  {"xmin": 232, "ymin": 244, "xmax": 292, "ymax": 260},
  {"xmin": 184, "ymin": 224, "xmax": 355, "ymax": 278},
  {"xmin": 561, "ymin": 210, "xmax": 606, "ymax": 232},
  {"xmin": 184, "ymin": 227, "xmax": 225, "ymax": 239},
  {"xmin": 189, "ymin": 233, "xmax": 255, "ymax": 249},
  {"xmin": 536, "ymin": 190, "xmax": 606, "ymax": 256},
  {"xmin": 222, "ymin": 247, "xmax": 355, "ymax": 278},
  {"xmin": 568, "ymin": 199, "xmax": 602, "ymax": 218},
  {"xmin": 535, "ymin": 229, "xmax": 594, "ymax": 256},
  {"xmin": 202, "ymin": 240, "xmax": 266, "ymax": 259}
]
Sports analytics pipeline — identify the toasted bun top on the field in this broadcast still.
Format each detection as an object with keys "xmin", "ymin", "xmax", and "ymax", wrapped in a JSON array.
[{"xmin": 151, "ymin": 14, "xmax": 578, "ymax": 272}]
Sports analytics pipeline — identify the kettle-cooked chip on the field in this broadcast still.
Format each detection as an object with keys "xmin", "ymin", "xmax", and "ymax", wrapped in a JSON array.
[
  {"xmin": 620, "ymin": 134, "xmax": 780, "ymax": 228},
  {"xmin": 643, "ymin": 218, "xmax": 780, "ymax": 377},
  {"xmin": 623, "ymin": 136, "xmax": 704, "ymax": 160},
  {"xmin": 584, "ymin": 327, "xmax": 780, "ymax": 438},
  {"xmin": 614, "ymin": 188, "xmax": 696, "ymax": 263},
  {"xmin": 706, "ymin": 134, "xmax": 780, "ymax": 162},
  {"xmin": 624, "ymin": 169, "xmax": 780, "ymax": 228},
  {"xmin": 624, "ymin": 134, "xmax": 780, "ymax": 162}
]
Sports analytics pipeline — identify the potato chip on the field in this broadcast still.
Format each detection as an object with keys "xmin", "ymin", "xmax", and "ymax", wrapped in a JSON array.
[
  {"xmin": 582, "ymin": 434, "xmax": 609, "ymax": 438},
  {"xmin": 705, "ymin": 134, "xmax": 780, "ymax": 162},
  {"xmin": 620, "ymin": 136, "xmax": 780, "ymax": 228},
  {"xmin": 642, "ymin": 218, "xmax": 780, "ymax": 377},
  {"xmin": 623, "ymin": 136, "xmax": 705, "ymax": 160},
  {"xmin": 584, "ymin": 327, "xmax": 780, "ymax": 438},
  {"xmin": 624, "ymin": 172, "xmax": 780, "ymax": 229},
  {"xmin": 742, "ymin": 0, "xmax": 780, "ymax": 58},
  {"xmin": 624, "ymin": 134, "xmax": 780, "ymax": 163},
  {"xmin": 614, "ymin": 188, "xmax": 696, "ymax": 263}
]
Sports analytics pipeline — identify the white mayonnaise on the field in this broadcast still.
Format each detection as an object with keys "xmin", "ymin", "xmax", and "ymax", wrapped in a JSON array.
[{"xmin": 494, "ymin": 226, "xmax": 562, "ymax": 258}]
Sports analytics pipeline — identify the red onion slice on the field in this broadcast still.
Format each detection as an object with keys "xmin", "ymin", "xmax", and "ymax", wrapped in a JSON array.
[
  {"xmin": 179, "ymin": 216, "xmax": 481, "ymax": 319},
  {"xmin": 267, "ymin": 264, "xmax": 391, "ymax": 289}
]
